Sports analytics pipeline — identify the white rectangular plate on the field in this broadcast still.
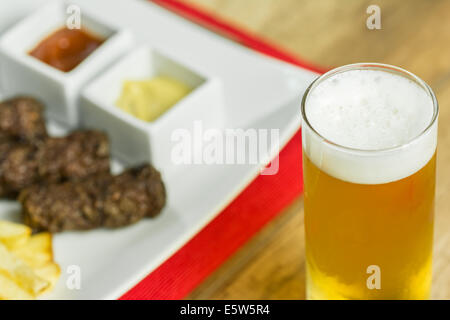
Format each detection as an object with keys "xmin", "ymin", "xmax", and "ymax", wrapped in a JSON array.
[{"xmin": 0, "ymin": 0, "xmax": 317, "ymax": 299}]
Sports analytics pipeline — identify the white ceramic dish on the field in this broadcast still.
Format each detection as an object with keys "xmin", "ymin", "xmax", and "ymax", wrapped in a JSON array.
[
  {"xmin": 0, "ymin": 0, "xmax": 133, "ymax": 127},
  {"xmin": 81, "ymin": 45, "xmax": 224, "ymax": 170},
  {"xmin": 0, "ymin": 0, "xmax": 317, "ymax": 299}
]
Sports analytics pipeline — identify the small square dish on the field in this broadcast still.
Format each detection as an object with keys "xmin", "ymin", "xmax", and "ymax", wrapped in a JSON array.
[
  {"xmin": 0, "ymin": 0, "xmax": 133, "ymax": 127},
  {"xmin": 81, "ymin": 45, "xmax": 225, "ymax": 171}
]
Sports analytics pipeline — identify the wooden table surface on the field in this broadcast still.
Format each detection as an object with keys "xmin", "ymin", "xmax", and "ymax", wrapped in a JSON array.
[{"xmin": 180, "ymin": 0, "xmax": 450, "ymax": 299}]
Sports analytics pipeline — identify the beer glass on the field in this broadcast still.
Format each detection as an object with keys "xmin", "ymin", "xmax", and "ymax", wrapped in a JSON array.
[{"xmin": 301, "ymin": 63, "xmax": 438, "ymax": 299}]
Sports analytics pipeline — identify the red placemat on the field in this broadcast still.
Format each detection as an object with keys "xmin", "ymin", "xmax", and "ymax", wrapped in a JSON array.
[{"xmin": 120, "ymin": 0, "xmax": 325, "ymax": 300}]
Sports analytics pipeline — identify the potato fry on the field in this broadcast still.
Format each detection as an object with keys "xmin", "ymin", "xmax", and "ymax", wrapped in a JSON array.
[
  {"xmin": 35, "ymin": 262, "xmax": 61, "ymax": 293},
  {"xmin": 0, "ymin": 220, "xmax": 31, "ymax": 249},
  {"xmin": 0, "ymin": 220, "xmax": 60, "ymax": 299},
  {"xmin": 11, "ymin": 233, "xmax": 53, "ymax": 268},
  {"xmin": 0, "ymin": 273, "xmax": 34, "ymax": 300},
  {"xmin": 0, "ymin": 242, "xmax": 49, "ymax": 297}
]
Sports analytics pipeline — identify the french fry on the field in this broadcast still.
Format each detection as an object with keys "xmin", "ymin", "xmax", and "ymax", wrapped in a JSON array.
[
  {"xmin": 35, "ymin": 262, "xmax": 61, "ymax": 293},
  {"xmin": 0, "ymin": 220, "xmax": 31, "ymax": 249},
  {"xmin": 0, "ymin": 273, "xmax": 34, "ymax": 300},
  {"xmin": 0, "ymin": 242, "xmax": 50, "ymax": 297},
  {"xmin": 11, "ymin": 233, "xmax": 53, "ymax": 268},
  {"xmin": 0, "ymin": 220, "xmax": 60, "ymax": 299}
]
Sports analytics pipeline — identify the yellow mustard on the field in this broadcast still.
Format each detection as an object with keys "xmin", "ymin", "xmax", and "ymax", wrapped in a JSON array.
[{"xmin": 116, "ymin": 76, "xmax": 191, "ymax": 122}]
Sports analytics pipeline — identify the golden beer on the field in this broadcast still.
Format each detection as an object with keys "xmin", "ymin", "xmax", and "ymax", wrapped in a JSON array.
[{"xmin": 301, "ymin": 64, "xmax": 438, "ymax": 300}]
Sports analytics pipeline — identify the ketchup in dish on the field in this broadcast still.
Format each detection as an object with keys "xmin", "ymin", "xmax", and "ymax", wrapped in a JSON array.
[{"xmin": 29, "ymin": 27, "xmax": 104, "ymax": 72}]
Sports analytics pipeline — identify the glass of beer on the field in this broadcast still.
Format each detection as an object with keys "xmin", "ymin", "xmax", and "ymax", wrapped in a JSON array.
[{"xmin": 301, "ymin": 63, "xmax": 438, "ymax": 299}]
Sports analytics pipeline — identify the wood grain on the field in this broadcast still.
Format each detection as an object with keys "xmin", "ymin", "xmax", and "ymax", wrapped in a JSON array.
[{"xmin": 181, "ymin": 0, "xmax": 450, "ymax": 299}]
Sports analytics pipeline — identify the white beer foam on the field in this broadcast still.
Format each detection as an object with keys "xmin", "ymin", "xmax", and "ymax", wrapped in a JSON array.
[{"xmin": 303, "ymin": 69, "xmax": 437, "ymax": 184}]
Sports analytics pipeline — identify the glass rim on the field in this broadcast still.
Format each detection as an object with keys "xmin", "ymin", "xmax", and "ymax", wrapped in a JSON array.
[{"xmin": 301, "ymin": 62, "xmax": 439, "ymax": 155}]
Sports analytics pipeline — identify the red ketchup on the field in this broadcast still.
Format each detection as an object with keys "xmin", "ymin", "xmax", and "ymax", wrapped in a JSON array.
[{"xmin": 29, "ymin": 27, "xmax": 104, "ymax": 72}]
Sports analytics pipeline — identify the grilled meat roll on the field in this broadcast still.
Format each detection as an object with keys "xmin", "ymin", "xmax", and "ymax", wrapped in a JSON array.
[
  {"xmin": 20, "ymin": 164, "xmax": 166, "ymax": 232},
  {"xmin": 0, "ymin": 96, "xmax": 48, "ymax": 143},
  {"xmin": 0, "ymin": 130, "xmax": 110, "ymax": 197}
]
